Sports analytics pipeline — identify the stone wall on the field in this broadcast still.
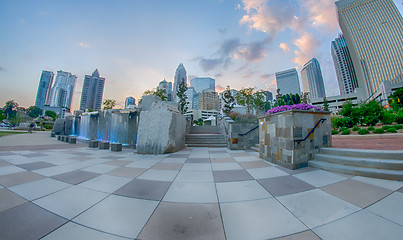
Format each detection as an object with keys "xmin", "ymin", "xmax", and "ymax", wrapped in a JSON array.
[
  {"xmin": 219, "ymin": 115, "xmax": 259, "ymax": 150},
  {"xmin": 259, "ymin": 110, "xmax": 331, "ymax": 169}
]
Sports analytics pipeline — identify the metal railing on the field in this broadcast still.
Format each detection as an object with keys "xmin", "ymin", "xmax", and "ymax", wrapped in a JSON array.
[
  {"xmin": 294, "ymin": 118, "xmax": 326, "ymax": 144},
  {"xmin": 239, "ymin": 125, "xmax": 259, "ymax": 137}
]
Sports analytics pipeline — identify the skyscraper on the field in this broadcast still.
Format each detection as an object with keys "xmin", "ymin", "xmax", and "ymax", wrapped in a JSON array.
[
  {"xmin": 125, "ymin": 96, "xmax": 136, "ymax": 108},
  {"xmin": 275, "ymin": 68, "xmax": 301, "ymax": 95},
  {"xmin": 300, "ymin": 58, "xmax": 326, "ymax": 99},
  {"xmin": 199, "ymin": 89, "xmax": 219, "ymax": 110},
  {"xmin": 80, "ymin": 69, "xmax": 105, "ymax": 111},
  {"xmin": 48, "ymin": 70, "xmax": 77, "ymax": 110},
  {"xmin": 173, "ymin": 63, "xmax": 187, "ymax": 101},
  {"xmin": 336, "ymin": 0, "xmax": 403, "ymax": 99},
  {"xmin": 35, "ymin": 70, "xmax": 54, "ymax": 110},
  {"xmin": 331, "ymin": 34, "xmax": 358, "ymax": 95},
  {"xmin": 190, "ymin": 77, "xmax": 215, "ymax": 93},
  {"xmin": 158, "ymin": 79, "xmax": 173, "ymax": 101}
]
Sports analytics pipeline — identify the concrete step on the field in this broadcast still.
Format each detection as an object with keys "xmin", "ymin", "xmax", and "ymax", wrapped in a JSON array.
[
  {"xmin": 186, "ymin": 134, "xmax": 224, "ymax": 138},
  {"xmin": 320, "ymin": 147, "xmax": 403, "ymax": 160},
  {"xmin": 309, "ymin": 160, "xmax": 403, "ymax": 181},
  {"xmin": 186, "ymin": 143, "xmax": 228, "ymax": 147},
  {"xmin": 315, "ymin": 153, "xmax": 403, "ymax": 170},
  {"xmin": 250, "ymin": 144, "xmax": 259, "ymax": 152},
  {"xmin": 190, "ymin": 126, "xmax": 220, "ymax": 134},
  {"xmin": 185, "ymin": 133, "xmax": 227, "ymax": 148}
]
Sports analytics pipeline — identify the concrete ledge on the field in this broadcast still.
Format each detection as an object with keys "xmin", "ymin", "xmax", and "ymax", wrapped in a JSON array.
[
  {"xmin": 68, "ymin": 137, "xmax": 76, "ymax": 144},
  {"xmin": 99, "ymin": 141, "xmax": 109, "ymax": 149},
  {"xmin": 89, "ymin": 140, "xmax": 98, "ymax": 148},
  {"xmin": 111, "ymin": 143, "xmax": 122, "ymax": 152}
]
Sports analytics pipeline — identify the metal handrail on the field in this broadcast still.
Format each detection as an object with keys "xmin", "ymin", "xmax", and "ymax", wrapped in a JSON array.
[
  {"xmin": 294, "ymin": 118, "xmax": 326, "ymax": 144},
  {"xmin": 239, "ymin": 125, "xmax": 259, "ymax": 137}
]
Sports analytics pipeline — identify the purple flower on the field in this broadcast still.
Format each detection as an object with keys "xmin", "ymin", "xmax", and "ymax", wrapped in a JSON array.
[{"xmin": 265, "ymin": 103, "xmax": 323, "ymax": 115}]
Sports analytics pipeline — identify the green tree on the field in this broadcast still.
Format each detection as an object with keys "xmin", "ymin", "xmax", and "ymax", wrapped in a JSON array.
[
  {"xmin": 388, "ymin": 88, "xmax": 403, "ymax": 110},
  {"xmin": 102, "ymin": 99, "xmax": 116, "ymax": 110},
  {"xmin": 235, "ymin": 87, "xmax": 254, "ymax": 114},
  {"xmin": 177, "ymin": 79, "xmax": 188, "ymax": 114},
  {"xmin": 0, "ymin": 110, "xmax": 5, "ymax": 122},
  {"xmin": 26, "ymin": 106, "xmax": 42, "ymax": 118},
  {"xmin": 143, "ymin": 88, "xmax": 168, "ymax": 101},
  {"xmin": 252, "ymin": 91, "xmax": 268, "ymax": 114},
  {"xmin": 222, "ymin": 86, "xmax": 235, "ymax": 114},
  {"xmin": 359, "ymin": 100, "xmax": 381, "ymax": 126},
  {"xmin": 323, "ymin": 97, "xmax": 329, "ymax": 111},
  {"xmin": 3, "ymin": 100, "xmax": 19, "ymax": 119},
  {"xmin": 45, "ymin": 110, "xmax": 57, "ymax": 121}
]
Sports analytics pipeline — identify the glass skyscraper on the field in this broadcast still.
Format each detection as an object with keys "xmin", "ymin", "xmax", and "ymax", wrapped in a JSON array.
[
  {"xmin": 48, "ymin": 70, "xmax": 77, "ymax": 110},
  {"xmin": 336, "ymin": 0, "xmax": 403, "ymax": 99},
  {"xmin": 173, "ymin": 63, "xmax": 187, "ymax": 101},
  {"xmin": 158, "ymin": 79, "xmax": 173, "ymax": 101},
  {"xmin": 125, "ymin": 96, "xmax": 136, "ymax": 108},
  {"xmin": 190, "ymin": 77, "xmax": 215, "ymax": 93},
  {"xmin": 300, "ymin": 58, "xmax": 326, "ymax": 99},
  {"xmin": 275, "ymin": 68, "xmax": 301, "ymax": 95},
  {"xmin": 80, "ymin": 69, "xmax": 105, "ymax": 111},
  {"xmin": 35, "ymin": 70, "xmax": 54, "ymax": 110},
  {"xmin": 331, "ymin": 34, "xmax": 358, "ymax": 95}
]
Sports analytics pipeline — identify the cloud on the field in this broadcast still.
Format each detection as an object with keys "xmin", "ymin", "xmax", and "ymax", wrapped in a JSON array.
[
  {"xmin": 292, "ymin": 32, "xmax": 320, "ymax": 66},
  {"xmin": 78, "ymin": 42, "xmax": 90, "ymax": 48},
  {"xmin": 279, "ymin": 43, "xmax": 290, "ymax": 53},
  {"xmin": 300, "ymin": 0, "xmax": 338, "ymax": 33},
  {"xmin": 216, "ymin": 84, "xmax": 225, "ymax": 92},
  {"xmin": 0, "ymin": 66, "xmax": 5, "ymax": 71},
  {"xmin": 235, "ymin": 38, "xmax": 268, "ymax": 62}
]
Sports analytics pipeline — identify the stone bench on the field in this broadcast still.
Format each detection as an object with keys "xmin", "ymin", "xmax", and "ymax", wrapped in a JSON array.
[
  {"xmin": 111, "ymin": 143, "xmax": 122, "ymax": 152},
  {"xmin": 68, "ymin": 137, "xmax": 76, "ymax": 144},
  {"xmin": 99, "ymin": 141, "xmax": 110, "ymax": 149},
  {"xmin": 89, "ymin": 140, "xmax": 98, "ymax": 148}
]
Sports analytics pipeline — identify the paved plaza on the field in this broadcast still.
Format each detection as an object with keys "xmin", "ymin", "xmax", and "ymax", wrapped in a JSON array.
[{"xmin": 0, "ymin": 132, "xmax": 402, "ymax": 239}]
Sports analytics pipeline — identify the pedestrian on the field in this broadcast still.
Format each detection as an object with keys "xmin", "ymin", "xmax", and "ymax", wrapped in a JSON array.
[{"xmin": 29, "ymin": 122, "xmax": 34, "ymax": 134}]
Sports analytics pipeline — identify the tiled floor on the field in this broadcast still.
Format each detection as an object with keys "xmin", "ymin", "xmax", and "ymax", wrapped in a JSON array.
[{"xmin": 0, "ymin": 144, "xmax": 403, "ymax": 239}]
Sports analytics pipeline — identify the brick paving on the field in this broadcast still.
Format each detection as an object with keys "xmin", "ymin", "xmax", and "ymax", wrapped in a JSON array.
[{"xmin": 332, "ymin": 134, "xmax": 403, "ymax": 150}]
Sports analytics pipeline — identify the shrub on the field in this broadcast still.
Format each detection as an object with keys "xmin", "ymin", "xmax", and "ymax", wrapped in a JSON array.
[
  {"xmin": 362, "ymin": 115, "xmax": 379, "ymax": 126},
  {"xmin": 332, "ymin": 130, "xmax": 339, "ymax": 135},
  {"xmin": 266, "ymin": 103, "xmax": 322, "ymax": 115},
  {"xmin": 337, "ymin": 117, "xmax": 356, "ymax": 128},
  {"xmin": 386, "ymin": 127, "xmax": 397, "ymax": 133},
  {"xmin": 381, "ymin": 125, "xmax": 392, "ymax": 131},
  {"xmin": 381, "ymin": 110, "xmax": 396, "ymax": 124},
  {"xmin": 339, "ymin": 127, "xmax": 349, "ymax": 132},
  {"xmin": 396, "ymin": 109, "xmax": 403, "ymax": 124},
  {"xmin": 394, "ymin": 124, "xmax": 402, "ymax": 130},
  {"xmin": 368, "ymin": 126, "xmax": 375, "ymax": 131},
  {"xmin": 352, "ymin": 126, "xmax": 360, "ymax": 131},
  {"xmin": 331, "ymin": 116, "xmax": 340, "ymax": 129},
  {"xmin": 373, "ymin": 128, "xmax": 384, "ymax": 134},
  {"xmin": 358, "ymin": 129, "xmax": 370, "ymax": 135},
  {"xmin": 341, "ymin": 129, "xmax": 351, "ymax": 135}
]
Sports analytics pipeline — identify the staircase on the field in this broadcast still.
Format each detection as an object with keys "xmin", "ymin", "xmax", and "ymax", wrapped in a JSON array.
[
  {"xmin": 185, "ymin": 126, "xmax": 227, "ymax": 147},
  {"xmin": 309, "ymin": 147, "xmax": 403, "ymax": 181}
]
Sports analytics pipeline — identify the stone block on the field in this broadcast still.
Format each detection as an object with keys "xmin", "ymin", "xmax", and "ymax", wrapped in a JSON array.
[
  {"xmin": 68, "ymin": 137, "xmax": 76, "ymax": 144},
  {"xmin": 99, "ymin": 141, "xmax": 109, "ymax": 149},
  {"xmin": 64, "ymin": 136, "xmax": 69, "ymax": 142},
  {"xmin": 57, "ymin": 135, "xmax": 61, "ymax": 140},
  {"xmin": 111, "ymin": 143, "xmax": 122, "ymax": 152},
  {"xmin": 60, "ymin": 136, "xmax": 65, "ymax": 141},
  {"xmin": 52, "ymin": 118, "xmax": 66, "ymax": 135},
  {"xmin": 51, "ymin": 132, "xmax": 55, "ymax": 138},
  {"xmin": 89, "ymin": 140, "xmax": 98, "ymax": 148}
]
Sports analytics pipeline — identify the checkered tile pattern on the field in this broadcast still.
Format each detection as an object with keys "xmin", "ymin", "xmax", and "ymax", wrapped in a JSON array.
[{"xmin": 0, "ymin": 146, "xmax": 402, "ymax": 239}]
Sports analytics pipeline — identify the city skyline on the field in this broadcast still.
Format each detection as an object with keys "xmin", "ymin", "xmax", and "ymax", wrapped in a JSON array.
[{"xmin": 1, "ymin": 0, "xmax": 402, "ymax": 111}]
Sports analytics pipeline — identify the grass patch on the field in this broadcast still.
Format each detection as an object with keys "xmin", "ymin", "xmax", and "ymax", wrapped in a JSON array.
[
  {"xmin": 0, "ymin": 131, "xmax": 27, "ymax": 138},
  {"xmin": 386, "ymin": 127, "xmax": 397, "ymax": 133},
  {"xmin": 373, "ymin": 128, "xmax": 384, "ymax": 134},
  {"xmin": 358, "ymin": 129, "xmax": 370, "ymax": 135}
]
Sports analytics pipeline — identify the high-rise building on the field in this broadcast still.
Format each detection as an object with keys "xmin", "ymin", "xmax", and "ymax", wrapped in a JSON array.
[
  {"xmin": 190, "ymin": 77, "xmax": 215, "ymax": 93},
  {"xmin": 158, "ymin": 79, "xmax": 173, "ymax": 101},
  {"xmin": 35, "ymin": 70, "xmax": 54, "ymax": 110},
  {"xmin": 173, "ymin": 63, "xmax": 187, "ymax": 101},
  {"xmin": 275, "ymin": 68, "xmax": 301, "ymax": 95},
  {"xmin": 199, "ymin": 89, "xmax": 219, "ymax": 110},
  {"xmin": 125, "ymin": 96, "xmax": 136, "ymax": 108},
  {"xmin": 300, "ymin": 58, "xmax": 326, "ymax": 99},
  {"xmin": 336, "ymin": 0, "xmax": 403, "ymax": 99},
  {"xmin": 48, "ymin": 70, "xmax": 77, "ymax": 110},
  {"xmin": 331, "ymin": 34, "xmax": 358, "ymax": 95},
  {"xmin": 80, "ymin": 69, "xmax": 105, "ymax": 111},
  {"xmin": 185, "ymin": 87, "xmax": 197, "ymax": 110}
]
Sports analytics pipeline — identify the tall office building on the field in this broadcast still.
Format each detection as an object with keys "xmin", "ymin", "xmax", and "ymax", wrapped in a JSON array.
[
  {"xmin": 48, "ymin": 70, "xmax": 77, "ymax": 110},
  {"xmin": 199, "ymin": 89, "xmax": 219, "ymax": 110},
  {"xmin": 173, "ymin": 63, "xmax": 187, "ymax": 101},
  {"xmin": 158, "ymin": 79, "xmax": 173, "ymax": 101},
  {"xmin": 336, "ymin": 0, "xmax": 403, "ymax": 99},
  {"xmin": 125, "ymin": 96, "xmax": 136, "ymax": 108},
  {"xmin": 185, "ymin": 87, "xmax": 197, "ymax": 110},
  {"xmin": 80, "ymin": 69, "xmax": 105, "ymax": 111},
  {"xmin": 35, "ymin": 70, "xmax": 54, "ymax": 110},
  {"xmin": 275, "ymin": 68, "xmax": 301, "ymax": 95},
  {"xmin": 300, "ymin": 58, "xmax": 326, "ymax": 99},
  {"xmin": 190, "ymin": 77, "xmax": 215, "ymax": 93},
  {"xmin": 331, "ymin": 34, "xmax": 358, "ymax": 95}
]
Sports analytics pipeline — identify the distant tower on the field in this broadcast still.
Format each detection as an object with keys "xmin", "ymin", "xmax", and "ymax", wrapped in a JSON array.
[
  {"xmin": 48, "ymin": 70, "xmax": 77, "ymax": 110},
  {"xmin": 190, "ymin": 77, "xmax": 215, "ymax": 93},
  {"xmin": 300, "ymin": 58, "xmax": 326, "ymax": 99},
  {"xmin": 158, "ymin": 79, "xmax": 173, "ymax": 101},
  {"xmin": 80, "ymin": 69, "xmax": 105, "ymax": 111},
  {"xmin": 125, "ymin": 96, "xmax": 136, "ymax": 108},
  {"xmin": 331, "ymin": 34, "xmax": 358, "ymax": 95},
  {"xmin": 35, "ymin": 70, "xmax": 54, "ymax": 110},
  {"xmin": 336, "ymin": 0, "xmax": 403, "ymax": 98},
  {"xmin": 275, "ymin": 68, "xmax": 301, "ymax": 95},
  {"xmin": 173, "ymin": 63, "xmax": 187, "ymax": 101}
]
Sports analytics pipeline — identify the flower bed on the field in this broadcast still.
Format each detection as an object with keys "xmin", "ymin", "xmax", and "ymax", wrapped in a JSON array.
[{"xmin": 266, "ymin": 103, "xmax": 323, "ymax": 115}]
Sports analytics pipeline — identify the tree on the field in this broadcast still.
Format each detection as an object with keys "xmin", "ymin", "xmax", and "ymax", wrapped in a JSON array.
[
  {"xmin": 3, "ymin": 100, "xmax": 19, "ymax": 119},
  {"xmin": 103, "ymin": 99, "xmax": 116, "ymax": 110},
  {"xmin": 222, "ymin": 86, "xmax": 235, "ymax": 114},
  {"xmin": 388, "ymin": 88, "xmax": 403, "ymax": 110},
  {"xmin": 235, "ymin": 87, "xmax": 254, "ymax": 114},
  {"xmin": 45, "ymin": 110, "xmax": 57, "ymax": 121},
  {"xmin": 177, "ymin": 78, "xmax": 188, "ymax": 114},
  {"xmin": 323, "ymin": 97, "xmax": 329, "ymax": 111},
  {"xmin": 0, "ymin": 110, "xmax": 5, "ymax": 122},
  {"xmin": 26, "ymin": 106, "xmax": 42, "ymax": 118},
  {"xmin": 252, "ymin": 91, "xmax": 268, "ymax": 114}
]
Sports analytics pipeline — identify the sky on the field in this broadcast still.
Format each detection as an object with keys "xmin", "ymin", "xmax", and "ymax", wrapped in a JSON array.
[{"xmin": 1, "ymin": 0, "xmax": 402, "ymax": 110}]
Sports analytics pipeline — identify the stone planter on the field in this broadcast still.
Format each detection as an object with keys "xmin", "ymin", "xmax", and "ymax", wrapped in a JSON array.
[
  {"xmin": 259, "ymin": 110, "xmax": 331, "ymax": 169},
  {"xmin": 227, "ymin": 123, "xmax": 259, "ymax": 150}
]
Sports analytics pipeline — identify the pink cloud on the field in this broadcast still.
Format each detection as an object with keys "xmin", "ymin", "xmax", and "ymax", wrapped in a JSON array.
[
  {"xmin": 279, "ymin": 43, "xmax": 290, "ymax": 53},
  {"xmin": 292, "ymin": 32, "xmax": 320, "ymax": 66}
]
